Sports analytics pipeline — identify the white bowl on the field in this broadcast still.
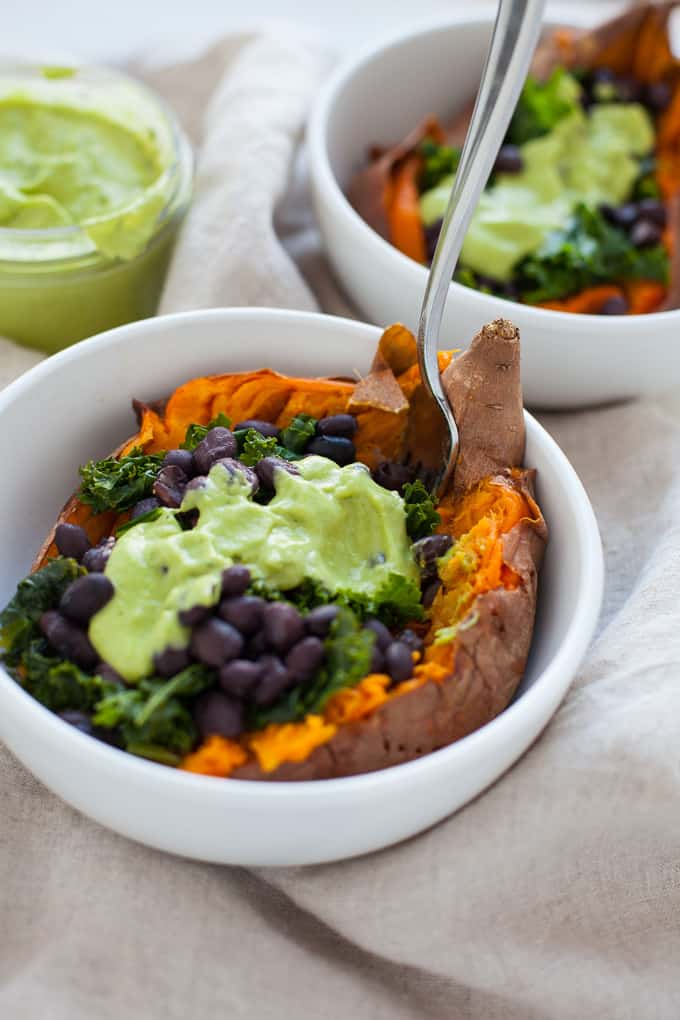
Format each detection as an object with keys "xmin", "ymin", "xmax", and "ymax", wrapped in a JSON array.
[
  {"xmin": 307, "ymin": 13, "xmax": 680, "ymax": 409},
  {"xmin": 0, "ymin": 308, "xmax": 602, "ymax": 865}
]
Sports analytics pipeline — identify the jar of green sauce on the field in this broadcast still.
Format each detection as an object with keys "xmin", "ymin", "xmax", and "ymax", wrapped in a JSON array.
[{"xmin": 0, "ymin": 64, "xmax": 193, "ymax": 353}]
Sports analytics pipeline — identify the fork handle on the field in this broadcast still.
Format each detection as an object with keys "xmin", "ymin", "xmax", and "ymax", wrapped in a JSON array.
[{"xmin": 417, "ymin": 0, "xmax": 546, "ymax": 493}]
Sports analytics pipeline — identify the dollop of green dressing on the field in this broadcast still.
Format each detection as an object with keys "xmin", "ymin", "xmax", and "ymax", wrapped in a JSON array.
[
  {"xmin": 420, "ymin": 103, "xmax": 655, "ymax": 280},
  {"xmin": 89, "ymin": 457, "xmax": 419, "ymax": 682},
  {"xmin": 0, "ymin": 98, "xmax": 165, "ymax": 258}
]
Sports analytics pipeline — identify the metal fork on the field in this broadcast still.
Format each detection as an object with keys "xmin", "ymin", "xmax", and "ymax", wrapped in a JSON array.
[{"xmin": 417, "ymin": 0, "xmax": 546, "ymax": 497}]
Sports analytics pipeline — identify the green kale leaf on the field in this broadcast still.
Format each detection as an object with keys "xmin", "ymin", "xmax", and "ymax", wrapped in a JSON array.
[
  {"xmin": 78, "ymin": 447, "xmax": 165, "ymax": 514},
  {"xmin": 279, "ymin": 413, "xmax": 317, "ymax": 454},
  {"xmin": 180, "ymin": 412, "xmax": 232, "ymax": 452},
  {"xmin": 236, "ymin": 429, "xmax": 279, "ymax": 466},
  {"xmin": 419, "ymin": 138, "xmax": 462, "ymax": 192},
  {"xmin": 115, "ymin": 507, "xmax": 164, "ymax": 536},
  {"xmin": 18, "ymin": 640, "xmax": 118, "ymax": 713},
  {"xmin": 0, "ymin": 557, "xmax": 84, "ymax": 665},
  {"xmin": 358, "ymin": 573, "xmax": 424, "ymax": 627},
  {"xmin": 508, "ymin": 68, "xmax": 581, "ymax": 146},
  {"xmin": 402, "ymin": 480, "xmax": 441, "ymax": 540},
  {"xmin": 516, "ymin": 203, "xmax": 669, "ymax": 304},
  {"xmin": 93, "ymin": 664, "xmax": 215, "ymax": 764},
  {"xmin": 248, "ymin": 607, "xmax": 374, "ymax": 727}
]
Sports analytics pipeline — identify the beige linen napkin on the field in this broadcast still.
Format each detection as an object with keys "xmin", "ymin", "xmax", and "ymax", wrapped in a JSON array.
[{"xmin": 3, "ymin": 28, "xmax": 680, "ymax": 1020}]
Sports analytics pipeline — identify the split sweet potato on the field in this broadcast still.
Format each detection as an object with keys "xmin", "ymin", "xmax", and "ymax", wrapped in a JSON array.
[{"xmin": 34, "ymin": 318, "xmax": 546, "ymax": 782}]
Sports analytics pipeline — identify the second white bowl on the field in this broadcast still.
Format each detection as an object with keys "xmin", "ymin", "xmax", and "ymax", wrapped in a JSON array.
[{"xmin": 307, "ymin": 13, "xmax": 680, "ymax": 409}]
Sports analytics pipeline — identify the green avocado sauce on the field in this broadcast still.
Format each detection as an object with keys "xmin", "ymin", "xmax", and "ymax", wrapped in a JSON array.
[
  {"xmin": 420, "ymin": 102, "xmax": 655, "ymax": 281},
  {"xmin": 0, "ymin": 97, "xmax": 165, "ymax": 258},
  {"xmin": 89, "ymin": 457, "xmax": 419, "ymax": 682}
]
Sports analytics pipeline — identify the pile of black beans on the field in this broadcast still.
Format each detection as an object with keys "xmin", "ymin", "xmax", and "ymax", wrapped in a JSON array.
[
  {"xmin": 170, "ymin": 564, "xmax": 424, "ymax": 741},
  {"xmin": 49, "ymin": 523, "xmax": 119, "ymax": 673}
]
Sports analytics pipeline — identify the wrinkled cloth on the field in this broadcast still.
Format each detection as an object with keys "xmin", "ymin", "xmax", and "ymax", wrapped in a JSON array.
[{"xmin": 2, "ymin": 25, "xmax": 680, "ymax": 1020}]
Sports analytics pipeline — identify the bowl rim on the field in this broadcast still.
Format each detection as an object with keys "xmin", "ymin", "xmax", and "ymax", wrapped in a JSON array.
[
  {"xmin": 0, "ymin": 306, "xmax": 604, "ymax": 800},
  {"xmin": 306, "ymin": 9, "xmax": 680, "ymax": 327}
]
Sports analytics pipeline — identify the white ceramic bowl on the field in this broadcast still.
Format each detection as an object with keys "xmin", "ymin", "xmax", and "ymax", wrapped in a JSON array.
[
  {"xmin": 0, "ymin": 308, "xmax": 602, "ymax": 865},
  {"xmin": 307, "ymin": 12, "xmax": 680, "ymax": 409}
]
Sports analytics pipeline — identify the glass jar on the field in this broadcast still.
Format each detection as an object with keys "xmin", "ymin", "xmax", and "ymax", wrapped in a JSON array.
[{"xmin": 0, "ymin": 64, "xmax": 193, "ymax": 353}]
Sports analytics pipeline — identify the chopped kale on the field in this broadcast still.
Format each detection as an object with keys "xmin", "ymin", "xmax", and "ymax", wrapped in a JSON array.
[
  {"xmin": 180, "ymin": 412, "xmax": 232, "ymax": 452},
  {"xmin": 236, "ymin": 429, "xmax": 279, "ymax": 466},
  {"xmin": 78, "ymin": 447, "xmax": 165, "ymax": 514},
  {"xmin": 248, "ymin": 607, "xmax": 374, "ymax": 726},
  {"xmin": 402, "ymin": 480, "xmax": 441, "ymax": 541},
  {"xmin": 17, "ymin": 640, "xmax": 118, "ymax": 713},
  {"xmin": 508, "ymin": 68, "xmax": 581, "ymax": 146},
  {"xmin": 0, "ymin": 557, "xmax": 83, "ymax": 665},
  {"xmin": 279, "ymin": 413, "xmax": 317, "ymax": 454},
  {"xmin": 115, "ymin": 507, "xmax": 164, "ymax": 536},
  {"xmin": 419, "ymin": 137, "xmax": 462, "ymax": 192},
  {"xmin": 516, "ymin": 203, "xmax": 669, "ymax": 303},
  {"xmin": 93, "ymin": 664, "xmax": 215, "ymax": 764}
]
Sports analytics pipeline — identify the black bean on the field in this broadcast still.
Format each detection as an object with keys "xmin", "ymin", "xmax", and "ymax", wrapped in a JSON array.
[
  {"xmin": 644, "ymin": 80, "xmax": 672, "ymax": 113},
  {"xmin": 95, "ymin": 661, "xmax": 125, "ymax": 687},
  {"xmin": 153, "ymin": 645, "xmax": 191, "ymax": 678},
  {"xmin": 370, "ymin": 643, "xmax": 385, "ymax": 674},
  {"xmin": 219, "ymin": 659, "xmax": 262, "ymax": 698},
  {"xmin": 185, "ymin": 475, "xmax": 208, "ymax": 492},
  {"xmin": 212, "ymin": 458, "xmax": 259, "ymax": 494},
  {"xmin": 153, "ymin": 465, "xmax": 187, "ymax": 508},
  {"xmin": 372, "ymin": 461, "xmax": 416, "ymax": 491},
  {"xmin": 412, "ymin": 533, "xmax": 453, "ymax": 570},
  {"xmin": 305, "ymin": 604, "xmax": 339, "ymax": 637},
  {"xmin": 306, "ymin": 435, "xmax": 355, "ymax": 466},
  {"xmin": 285, "ymin": 636, "xmax": 325, "ymax": 681},
  {"xmin": 246, "ymin": 631, "xmax": 268, "ymax": 658},
  {"xmin": 253, "ymin": 655, "xmax": 293, "ymax": 706},
  {"xmin": 58, "ymin": 709, "xmax": 94, "ymax": 735},
  {"xmin": 193, "ymin": 690, "xmax": 244, "ymax": 739},
  {"xmin": 219, "ymin": 595, "xmax": 265, "ymax": 635},
  {"xmin": 398, "ymin": 628, "xmax": 424, "ymax": 655},
  {"xmin": 599, "ymin": 295, "xmax": 630, "ymax": 315},
  {"xmin": 630, "ymin": 218, "xmax": 662, "ymax": 248},
  {"xmin": 364, "ymin": 618, "xmax": 392, "ymax": 650},
  {"xmin": 262, "ymin": 602, "xmax": 304, "ymax": 652},
  {"xmin": 636, "ymin": 198, "xmax": 667, "ymax": 228},
  {"xmin": 422, "ymin": 579, "xmax": 440, "ymax": 608},
  {"xmin": 40, "ymin": 610, "xmax": 99, "ymax": 669},
  {"xmin": 255, "ymin": 456, "xmax": 299, "ymax": 490},
  {"xmin": 234, "ymin": 419, "xmax": 280, "ymax": 439},
  {"xmin": 601, "ymin": 202, "xmax": 638, "ymax": 229},
  {"xmin": 190, "ymin": 618, "xmax": 243, "ymax": 667},
  {"xmin": 178, "ymin": 603, "xmax": 212, "ymax": 627},
  {"xmin": 221, "ymin": 565, "xmax": 251, "ymax": 597},
  {"xmin": 54, "ymin": 523, "xmax": 91, "ymax": 562},
  {"xmin": 82, "ymin": 537, "xmax": 115, "ymax": 573},
  {"xmin": 616, "ymin": 74, "xmax": 642, "ymax": 103},
  {"xmin": 384, "ymin": 641, "xmax": 414, "ymax": 684},
  {"xmin": 193, "ymin": 427, "xmax": 238, "ymax": 475},
  {"xmin": 162, "ymin": 448, "xmax": 195, "ymax": 477},
  {"xmin": 60, "ymin": 574, "xmax": 114, "ymax": 624},
  {"xmin": 131, "ymin": 497, "xmax": 161, "ymax": 519},
  {"xmin": 317, "ymin": 414, "xmax": 358, "ymax": 439},
  {"xmin": 494, "ymin": 144, "xmax": 523, "ymax": 174}
]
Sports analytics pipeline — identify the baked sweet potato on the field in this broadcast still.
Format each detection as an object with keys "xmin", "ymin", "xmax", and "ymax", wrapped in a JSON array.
[{"xmin": 22, "ymin": 319, "xmax": 546, "ymax": 782}]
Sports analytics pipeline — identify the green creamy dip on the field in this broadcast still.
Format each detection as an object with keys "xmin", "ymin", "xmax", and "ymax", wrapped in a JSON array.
[
  {"xmin": 89, "ymin": 457, "xmax": 419, "ymax": 682},
  {"xmin": 0, "ymin": 98, "xmax": 165, "ymax": 259},
  {"xmin": 420, "ymin": 103, "xmax": 655, "ymax": 281}
]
